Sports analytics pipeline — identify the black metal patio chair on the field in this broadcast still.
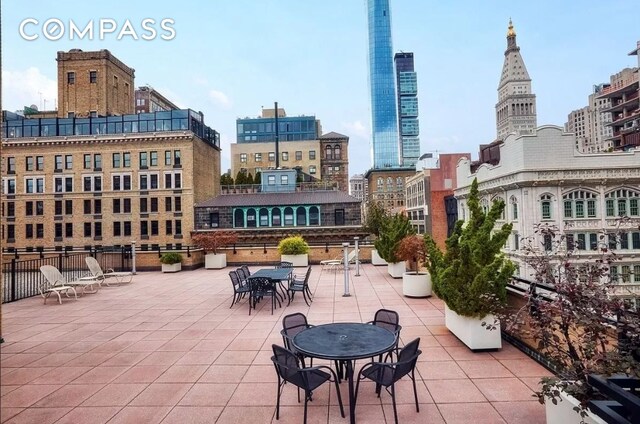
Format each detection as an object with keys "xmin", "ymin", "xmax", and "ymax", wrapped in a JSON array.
[
  {"xmin": 275, "ymin": 261, "xmax": 293, "ymax": 268},
  {"xmin": 229, "ymin": 270, "xmax": 251, "ymax": 308},
  {"xmin": 248, "ymin": 276, "xmax": 281, "ymax": 315},
  {"xmin": 287, "ymin": 267, "xmax": 313, "ymax": 306},
  {"xmin": 281, "ymin": 312, "xmax": 313, "ymax": 365},
  {"xmin": 354, "ymin": 338, "xmax": 422, "ymax": 424},
  {"xmin": 368, "ymin": 308, "xmax": 402, "ymax": 360},
  {"xmin": 271, "ymin": 344, "xmax": 345, "ymax": 424}
]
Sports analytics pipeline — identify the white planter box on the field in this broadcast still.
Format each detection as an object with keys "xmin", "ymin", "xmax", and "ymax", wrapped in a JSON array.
[
  {"xmin": 545, "ymin": 390, "xmax": 606, "ymax": 424},
  {"xmin": 387, "ymin": 262, "xmax": 405, "ymax": 279},
  {"xmin": 371, "ymin": 249, "xmax": 388, "ymax": 266},
  {"xmin": 402, "ymin": 272, "xmax": 432, "ymax": 297},
  {"xmin": 162, "ymin": 263, "xmax": 182, "ymax": 273},
  {"xmin": 205, "ymin": 253, "xmax": 227, "ymax": 269},
  {"xmin": 281, "ymin": 254, "xmax": 308, "ymax": 267},
  {"xmin": 444, "ymin": 304, "xmax": 502, "ymax": 350}
]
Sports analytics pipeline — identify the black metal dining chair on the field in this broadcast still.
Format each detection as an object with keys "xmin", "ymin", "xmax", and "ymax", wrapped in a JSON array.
[
  {"xmin": 368, "ymin": 308, "xmax": 402, "ymax": 360},
  {"xmin": 281, "ymin": 313, "xmax": 313, "ymax": 364},
  {"xmin": 229, "ymin": 271, "xmax": 251, "ymax": 308},
  {"xmin": 354, "ymin": 338, "xmax": 422, "ymax": 424},
  {"xmin": 288, "ymin": 267, "xmax": 313, "ymax": 306},
  {"xmin": 275, "ymin": 261, "xmax": 293, "ymax": 269},
  {"xmin": 248, "ymin": 276, "xmax": 280, "ymax": 315},
  {"xmin": 271, "ymin": 344, "xmax": 345, "ymax": 424}
]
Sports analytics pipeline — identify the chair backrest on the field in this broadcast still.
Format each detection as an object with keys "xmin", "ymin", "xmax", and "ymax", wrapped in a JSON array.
[
  {"xmin": 271, "ymin": 344, "xmax": 303, "ymax": 385},
  {"xmin": 346, "ymin": 249, "xmax": 359, "ymax": 263},
  {"xmin": 241, "ymin": 265, "xmax": 251, "ymax": 277},
  {"xmin": 372, "ymin": 308, "xmax": 401, "ymax": 334},
  {"xmin": 248, "ymin": 276, "xmax": 274, "ymax": 293},
  {"xmin": 303, "ymin": 267, "xmax": 312, "ymax": 284},
  {"xmin": 276, "ymin": 261, "xmax": 293, "ymax": 269},
  {"xmin": 393, "ymin": 338, "xmax": 421, "ymax": 381},
  {"xmin": 235, "ymin": 267, "xmax": 248, "ymax": 281},
  {"xmin": 282, "ymin": 313, "xmax": 310, "ymax": 340},
  {"xmin": 40, "ymin": 265, "xmax": 65, "ymax": 289},
  {"xmin": 85, "ymin": 256, "xmax": 105, "ymax": 278},
  {"xmin": 229, "ymin": 271, "xmax": 243, "ymax": 291}
]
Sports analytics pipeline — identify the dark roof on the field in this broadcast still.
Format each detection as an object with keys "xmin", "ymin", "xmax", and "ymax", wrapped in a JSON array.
[
  {"xmin": 197, "ymin": 191, "xmax": 361, "ymax": 208},
  {"xmin": 320, "ymin": 131, "xmax": 348, "ymax": 139}
]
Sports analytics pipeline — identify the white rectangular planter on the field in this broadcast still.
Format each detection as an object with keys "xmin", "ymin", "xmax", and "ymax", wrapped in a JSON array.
[
  {"xmin": 371, "ymin": 249, "xmax": 388, "ymax": 266},
  {"xmin": 281, "ymin": 254, "xmax": 308, "ymax": 267},
  {"xmin": 545, "ymin": 390, "xmax": 606, "ymax": 424},
  {"xmin": 162, "ymin": 263, "xmax": 182, "ymax": 273},
  {"xmin": 444, "ymin": 304, "xmax": 502, "ymax": 350},
  {"xmin": 205, "ymin": 253, "xmax": 227, "ymax": 269},
  {"xmin": 387, "ymin": 262, "xmax": 405, "ymax": 279}
]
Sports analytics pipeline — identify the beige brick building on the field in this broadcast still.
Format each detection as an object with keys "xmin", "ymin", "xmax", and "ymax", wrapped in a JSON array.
[
  {"xmin": 364, "ymin": 167, "xmax": 415, "ymax": 212},
  {"xmin": 57, "ymin": 49, "xmax": 135, "ymax": 118},
  {"xmin": 230, "ymin": 140, "xmax": 320, "ymax": 180}
]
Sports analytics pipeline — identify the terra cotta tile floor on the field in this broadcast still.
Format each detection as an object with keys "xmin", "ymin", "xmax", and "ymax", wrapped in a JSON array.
[{"xmin": 0, "ymin": 264, "xmax": 551, "ymax": 423}]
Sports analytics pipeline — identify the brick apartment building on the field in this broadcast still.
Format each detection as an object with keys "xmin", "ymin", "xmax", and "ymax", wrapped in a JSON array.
[{"xmin": 1, "ymin": 50, "xmax": 221, "ymax": 250}]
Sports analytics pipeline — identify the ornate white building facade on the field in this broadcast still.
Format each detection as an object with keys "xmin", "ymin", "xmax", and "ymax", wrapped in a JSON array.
[{"xmin": 455, "ymin": 126, "xmax": 640, "ymax": 297}]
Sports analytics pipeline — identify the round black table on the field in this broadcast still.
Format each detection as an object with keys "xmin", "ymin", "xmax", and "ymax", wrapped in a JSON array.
[{"xmin": 292, "ymin": 322, "xmax": 397, "ymax": 424}]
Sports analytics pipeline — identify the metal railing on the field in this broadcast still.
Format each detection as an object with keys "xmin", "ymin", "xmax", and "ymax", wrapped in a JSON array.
[{"xmin": 2, "ymin": 246, "xmax": 131, "ymax": 303}]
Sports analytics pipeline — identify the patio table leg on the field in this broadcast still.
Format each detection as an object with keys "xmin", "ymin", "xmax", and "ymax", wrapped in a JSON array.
[{"xmin": 347, "ymin": 359, "xmax": 356, "ymax": 424}]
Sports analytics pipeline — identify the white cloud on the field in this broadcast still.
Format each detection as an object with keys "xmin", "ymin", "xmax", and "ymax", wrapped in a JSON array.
[
  {"xmin": 341, "ymin": 120, "xmax": 370, "ymax": 139},
  {"xmin": 2, "ymin": 67, "xmax": 57, "ymax": 111},
  {"xmin": 208, "ymin": 89, "xmax": 231, "ymax": 109}
]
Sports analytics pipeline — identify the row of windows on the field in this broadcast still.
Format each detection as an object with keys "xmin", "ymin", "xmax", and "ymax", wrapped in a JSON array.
[
  {"xmin": 324, "ymin": 145, "xmax": 341, "ymax": 160},
  {"xmin": 67, "ymin": 70, "xmax": 98, "ymax": 84},
  {"xmin": 229, "ymin": 206, "xmax": 336, "ymax": 228},
  {"xmin": 538, "ymin": 232, "xmax": 640, "ymax": 252},
  {"xmin": 240, "ymin": 150, "xmax": 316, "ymax": 163},
  {"xmin": 3, "ymin": 220, "xmax": 182, "ymax": 241}
]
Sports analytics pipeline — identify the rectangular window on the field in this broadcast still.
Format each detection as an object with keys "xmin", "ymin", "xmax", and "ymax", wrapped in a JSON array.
[
  {"xmin": 151, "ymin": 220, "xmax": 159, "ymax": 236},
  {"xmin": 113, "ymin": 175, "xmax": 121, "ymax": 191},
  {"xmin": 309, "ymin": 165, "xmax": 316, "ymax": 174},
  {"xmin": 606, "ymin": 199, "xmax": 615, "ymax": 217},
  {"xmin": 566, "ymin": 234, "xmax": 575, "ymax": 251},
  {"xmin": 632, "ymin": 232, "xmax": 640, "ymax": 249},
  {"xmin": 165, "ymin": 197, "xmax": 172, "ymax": 212},
  {"xmin": 84, "ymin": 154, "xmax": 91, "ymax": 169},
  {"xmin": 123, "ymin": 175, "xmax": 131, "ymax": 190},
  {"xmin": 65, "ymin": 177, "xmax": 72, "ymax": 192},
  {"xmin": 240, "ymin": 153, "xmax": 247, "ymax": 163},
  {"xmin": 140, "ymin": 152, "xmax": 148, "ymax": 168},
  {"xmin": 89, "ymin": 70, "xmax": 97, "ymax": 83},
  {"xmin": 124, "ymin": 198, "xmax": 131, "ymax": 213},
  {"xmin": 174, "ymin": 197, "xmax": 181, "ymax": 212},
  {"xmin": 65, "ymin": 200, "xmax": 73, "ymax": 215},
  {"xmin": 630, "ymin": 199, "xmax": 638, "ymax": 216},
  {"xmin": 113, "ymin": 199, "xmax": 121, "ymax": 213},
  {"xmin": 268, "ymin": 152, "xmax": 275, "ymax": 162},
  {"xmin": 635, "ymin": 265, "xmax": 640, "ymax": 283},
  {"xmin": 26, "ymin": 224, "xmax": 33, "ymax": 239},
  {"xmin": 175, "ymin": 220, "xmax": 182, "ymax": 235},
  {"xmin": 618, "ymin": 199, "xmax": 627, "ymax": 216},
  {"xmin": 36, "ymin": 156, "xmax": 44, "ymax": 171},
  {"xmin": 620, "ymin": 233, "xmax": 629, "ymax": 250},
  {"xmin": 94, "ymin": 222, "xmax": 102, "ymax": 238},
  {"xmin": 94, "ymin": 199, "xmax": 102, "ymax": 214},
  {"xmin": 609, "ymin": 233, "xmax": 617, "ymax": 250},
  {"xmin": 65, "ymin": 155, "xmax": 73, "ymax": 169},
  {"xmin": 84, "ymin": 223, "xmax": 91, "ymax": 237},
  {"xmin": 55, "ymin": 155, "xmax": 63, "ymax": 171},
  {"xmin": 36, "ymin": 178, "xmax": 44, "ymax": 193},
  {"xmin": 141, "ymin": 221, "xmax": 148, "ymax": 236},
  {"xmin": 544, "ymin": 234, "xmax": 552, "ymax": 251},
  {"xmin": 309, "ymin": 150, "xmax": 316, "ymax": 160},
  {"xmin": 563, "ymin": 201, "xmax": 572, "ymax": 218},
  {"xmin": 587, "ymin": 200, "xmax": 596, "ymax": 218},
  {"xmin": 36, "ymin": 224, "xmax": 44, "ymax": 238},
  {"xmin": 140, "ymin": 175, "xmax": 148, "ymax": 190},
  {"xmin": 84, "ymin": 199, "xmax": 92, "ymax": 214},
  {"xmin": 174, "ymin": 150, "xmax": 181, "ymax": 166},
  {"xmin": 140, "ymin": 198, "xmax": 148, "ymax": 213},
  {"xmin": 67, "ymin": 72, "xmax": 75, "ymax": 84},
  {"xmin": 281, "ymin": 175, "xmax": 288, "ymax": 185},
  {"xmin": 65, "ymin": 223, "xmax": 73, "ymax": 238},
  {"xmin": 150, "ymin": 198, "xmax": 158, "ymax": 212},
  {"xmin": 335, "ymin": 209, "xmax": 345, "ymax": 226},
  {"xmin": 282, "ymin": 152, "xmax": 289, "ymax": 161},
  {"xmin": 93, "ymin": 154, "xmax": 102, "ymax": 170},
  {"xmin": 54, "ymin": 201, "xmax": 62, "ymax": 215},
  {"xmin": 26, "ymin": 179, "xmax": 34, "ymax": 194},
  {"xmin": 577, "ymin": 233, "xmax": 586, "ymax": 250},
  {"xmin": 590, "ymin": 233, "xmax": 598, "ymax": 250},
  {"xmin": 114, "ymin": 222, "xmax": 121, "ymax": 237},
  {"xmin": 123, "ymin": 152, "xmax": 131, "ymax": 167},
  {"xmin": 8, "ymin": 157, "xmax": 16, "ymax": 173},
  {"xmin": 55, "ymin": 223, "xmax": 63, "ymax": 238},
  {"xmin": 210, "ymin": 212, "xmax": 219, "ymax": 228},
  {"xmin": 575, "ymin": 200, "xmax": 584, "ymax": 218},
  {"xmin": 268, "ymin": 175, "xmax": 276, "ymax": 185},
  {"xmin": 166, "ymin": 220, "xmax": 173, "ymax": 235},
  {"xmin": 150, "ymin": 151, "xmax": 158, "ymax": 166},
  {"xmin": 255, "ymin": 153, "xmax": 262, "ymax": 162},
  {"xmin": 165, "ymin": 150, "xmax": 171, "ymax": 165},
  {"xmin": 6, "ymin": 202, "xmax": 15, "ymax": 217},
  {"xmin": 295, "ymin": 151, "xmax": 302, "ymax": 161},
  {"xmin": 124, "ymin": 221, "xmax": 131, "ymax": 236},
  {"xmin": 112, "ymin": 153, "xmax": 121, "ymax": 168},
  {"xmin": 26, "ymin": 156, "xmax": 34, "ymax": 171},
  {"xmin": 150, "ymin": 174, "xmax": 159, "ymax": 189}
]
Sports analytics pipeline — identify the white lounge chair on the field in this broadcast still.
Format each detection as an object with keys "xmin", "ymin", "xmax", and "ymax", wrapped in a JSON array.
[
  {"xmin": 39, "ymin": 265, "xmax": 79, "ymax": 304},
  {"xmin": 82, "ymin": 257, "xmax": 133, "ymax": 286},
  {"xmin": 40, "ymin": 265, "xmax": 100, "ymax": 297},
  {"xmin": 320, "ymin": 249, "xmax": 359, "ymax": 271}
]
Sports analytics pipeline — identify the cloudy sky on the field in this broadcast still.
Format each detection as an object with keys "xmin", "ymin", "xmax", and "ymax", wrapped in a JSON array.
[{"xmin": 2, "ymin": 0, "xmax": 639, "ymax": 174}]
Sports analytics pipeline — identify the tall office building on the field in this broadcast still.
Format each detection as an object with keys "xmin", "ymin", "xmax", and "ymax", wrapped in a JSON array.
[
  {"xmin": 394, "ymin": 52, "xmax": 420, "ymax": 167},
  {"xmin": 565, "ymin": 84, "xmax": 612, "ymax": 153},
  {"xmin": 367, "ymin": 0, "xmax": 399, "ymax": 168},
  {"xmin": 495, "ymin": 20, "xmax": 537, "ymax": 140}
]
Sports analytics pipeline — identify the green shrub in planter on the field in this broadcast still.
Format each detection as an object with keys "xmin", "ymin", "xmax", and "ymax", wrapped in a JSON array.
[
  {"xmin": 374, "ymin": 213, "xmax": 414, "ymax": 263},
  {"xmin": 159, "ymin": 252, "xmax": 183, "ymax": 265},
  {"xmin": 277, "ymin": 235, "xmax": 309, "ymax": 255}
]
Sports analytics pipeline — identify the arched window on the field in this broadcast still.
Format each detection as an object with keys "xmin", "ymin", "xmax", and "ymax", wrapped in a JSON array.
[
  {"xmin": 396, "ymin": 177, "xmax": 403, "ymax": 187},
  {"xmin": 325, "ymin": 145, "xmax": 333, "ymax": 160},
  {"xmin": 234, "ymin": 209, "xmax": 245, "ymax": 228},
  {"xmin": 540, "ymin": 194, "xmax": 553, "ymax": 220},
  {"xmin": 309, "ymin": 206, "xmax": 320, "ymax": 225},
  {"xmin": 296, "ymin": 207, "xmax": 307, "ymax": 226},
  {"xmin": 605, "ymin": 188, "xmax": 640, "ymax": 217},
  {"xmin": 562, "ymin": 190, "xmax": 597, "ymax": 219},
  {"xmin": 510, "ymin": 196, "xmax": 518, "ymax": 220},
  {"xmin": 284, "ymin": 207, "xmax": 294, "ymax": 226},
  {"xmin": 271, "ymin": 207, "xmax": 281, "ymax": 226},
  {"xmin": 387, "ymin": 177, "xmax": 393, "ymax": 187},
  {"xmin": 377, "ymin": 177, "xmax": 383, "ymax": 188},
  {"xmin": 333, "ymin": 145, "xmax": 341, "ymax": 159},
  {"xmin": 246, "ymin": 208, "xmax": 257, "ymax": 227},
  {"xmin": 259, "ymin": 208, "xmax": 269, "ymax": 227}
]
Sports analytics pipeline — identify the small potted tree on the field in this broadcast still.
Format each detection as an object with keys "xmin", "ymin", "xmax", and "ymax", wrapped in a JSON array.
[
  {"xmin": 374, "ymin": 213, "xmax": 414, "ymax": 278},
  {"xmin": 396, "ymin": 234, "xmax": 432, "ymax": 297},
  {"xmin": 192, "ymin": 230, "xmax": 238, "ymax": 269},
  {"xmin": 160, "ymin": 252, "xmax": 183, "ymax": 273},
  {"xmin": 425, "ymin": 178, "xmax": 514, "ymax": 350},
  {"xmin": 505, "ymin": 224, "xmax": 640, "ymax": 424},
  {"xmin": 278, "ymin": 235, "xmax": 309, "ymax": 267},
  {"xmin": 365, "ymin": 201, "xmax": 390, "ymax": 265}
]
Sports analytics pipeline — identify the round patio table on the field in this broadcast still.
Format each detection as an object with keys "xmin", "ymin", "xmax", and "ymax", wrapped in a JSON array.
[{"xmin": 292, "ymin": 322, "xmax": 397, "ymax": 424}]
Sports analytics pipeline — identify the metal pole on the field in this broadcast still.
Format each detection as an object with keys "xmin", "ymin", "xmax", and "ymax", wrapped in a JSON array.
[
  {"xmin": 131, "ymin": 240, "xmax": 137, "ymax": 275},
  {"xmin": 354, "ymin": 237, "xmax": 360, "ymax": 277},
  {"xmin": 342, "ymin": 242, "xmax": 351, "ymax": 297}
]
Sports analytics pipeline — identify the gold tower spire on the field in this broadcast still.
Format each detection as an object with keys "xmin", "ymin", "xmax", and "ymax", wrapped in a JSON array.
[{"xmin": 507, "ymin": 18, "xmax": 516, "ymax": 37}]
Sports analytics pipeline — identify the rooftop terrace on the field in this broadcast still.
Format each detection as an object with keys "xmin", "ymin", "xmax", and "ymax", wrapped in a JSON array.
[{"xmin": 0, "ymin": 264, "xmax": 549, "ymax": 423}]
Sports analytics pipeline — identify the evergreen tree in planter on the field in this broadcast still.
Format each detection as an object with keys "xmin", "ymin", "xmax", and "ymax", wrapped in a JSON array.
[
  {"xmin": 278, "ymin": 235, "xmax": 310, "ymax": 267},
  {"xmin": 374, "ymin": 213, "xmax": 415, "ymax": 278},
  {"xmin": 425, "ymin": 178, "xmax": 514, "ymax": 349},
  {"xmin": 365, "ymin": 201, "xmax": 391, "ymax": 265}
]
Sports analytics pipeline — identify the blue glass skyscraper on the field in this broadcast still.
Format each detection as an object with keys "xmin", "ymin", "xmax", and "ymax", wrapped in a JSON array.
[
  {"xmin": 395, "ymin": 52, "xmax": 420, "ymax": 168},
  {"xmin": 367, "ymin": 0, "xmax": 399, "ymax": 168}
]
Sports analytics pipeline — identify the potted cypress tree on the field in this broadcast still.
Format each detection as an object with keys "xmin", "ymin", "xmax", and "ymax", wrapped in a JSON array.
[
  {"xmin": 396, "ymin": 234, "xmax": 432, "ymax": 297},
  {"xmin": 425, "ymin": 178, "xmax": 514, "ymax": 349},
  {"xmin": 278, "ymin": 235, "xmax": 309, "ymax": 267},
  {"xmin": 192, "ymin": 231, "xmax": 238, "ymax": 269},
  {"xmin": 365, "ymin": 201, "xmax": 390, "ymax": 265},
  {"xmin": 375, "ymin": 213, "xmax": 414, "ymax": 278},
  {"xmin": 160, "ymin": 252, "xmax": 183, "ymax": 273}
]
